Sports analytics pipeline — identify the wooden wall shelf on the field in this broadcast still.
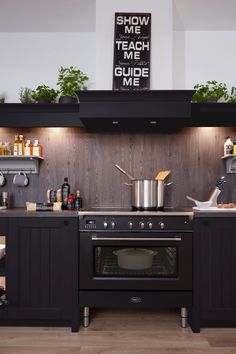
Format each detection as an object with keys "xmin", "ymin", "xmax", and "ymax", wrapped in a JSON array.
[{"xmin": 0, "ymin": 156, "xmax": 44, "ymax": 174}]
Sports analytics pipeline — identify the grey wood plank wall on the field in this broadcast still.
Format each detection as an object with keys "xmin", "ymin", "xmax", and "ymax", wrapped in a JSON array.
[{"xmin": 0, "ymin": 127, "xmax": 235, "ymax": 208}]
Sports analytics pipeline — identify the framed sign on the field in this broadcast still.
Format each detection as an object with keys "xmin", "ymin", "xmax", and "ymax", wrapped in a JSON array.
[{"xmin": 112, "ymin": 12, "xmax": 151, "ymax": 91}]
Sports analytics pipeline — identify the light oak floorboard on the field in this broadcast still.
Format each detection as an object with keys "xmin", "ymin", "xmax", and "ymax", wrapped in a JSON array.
[{"xmin": 0, "ymin": 309, "xmax": 236, "ymax": 354}]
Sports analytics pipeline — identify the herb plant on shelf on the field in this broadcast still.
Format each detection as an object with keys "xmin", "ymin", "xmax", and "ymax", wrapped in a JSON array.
[
  {"xmin": 0, "ymin": 97, "xmax": 5, "ymax": 103},
  {"xmin": 19, "ymin": 87, "xmax": 34, "ymax": 103},
  {"xmin": 192, "ymin": 80, "xmax": 228, "ymax": 103},
  {"xmin": 225, "ymin": 87, "xmax": 236, "ymax": 103},
  {"xmin": 32, "ymin": 85, "xmax": 59, "ymax": 103},
  {"xmin": 57, "ymin": 66, "xmax": 89, "ymax": 103}
]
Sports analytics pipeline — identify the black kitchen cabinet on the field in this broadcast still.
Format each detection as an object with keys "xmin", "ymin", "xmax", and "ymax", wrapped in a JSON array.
[
  {"xmin": 4, "ymin": 217, "xmax": 79, "ymax": 331},
  {"xmin": 191, "ymin": 217, "xmax": 236, "ymax": 332}
]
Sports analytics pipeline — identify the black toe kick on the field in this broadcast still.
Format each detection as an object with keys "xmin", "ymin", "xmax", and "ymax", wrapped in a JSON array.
[{"xmin": 79, "ymin": 291, "xmax": 192, "ymax": 308}]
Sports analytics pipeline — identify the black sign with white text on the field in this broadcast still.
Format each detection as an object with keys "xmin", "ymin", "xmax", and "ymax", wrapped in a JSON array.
[{"xmin": 113, "ymin": 12, "xmax": 151, "ymax": 90}]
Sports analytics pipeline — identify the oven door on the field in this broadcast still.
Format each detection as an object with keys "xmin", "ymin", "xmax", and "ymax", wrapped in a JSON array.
[{"xmin": 80, "ymin": 232, "xmax": 192, "ymax": 290}]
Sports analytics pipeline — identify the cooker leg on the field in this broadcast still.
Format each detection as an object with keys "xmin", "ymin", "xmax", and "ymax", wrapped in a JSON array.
[
  {"xmin": 83, "ymin": 307, "xmax": 90, "ymax": 328},
  {"xmin": 180, "ymin": 307, "xmax": 188, "ymax": 328}
]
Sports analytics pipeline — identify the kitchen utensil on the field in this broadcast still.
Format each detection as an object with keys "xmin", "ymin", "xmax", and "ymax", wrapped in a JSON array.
[
  {"xmin": 113, "ymin": 248, "xmax": 157, "ymax": 270},
  {"xmin": 114, "ymin": 164, "xmax": 136, "ymax": 181},
  {"xmin": 13, "ymin": 172, "xmax": 29, "ymax": 187},
  {"xmin": 208, "ymin": 176, "xmax": 226, "ymax": 206},
  {"xmin": 0, "ymin": 173, "xmax": 6, "ymax": 187},
  {"xmin": 186, "ymin": 195, "xmax": 213, "ymax": 209},
  {"xmin": 0, "ymin": 244, "xmax": 5, "ymax": 260},
  {"xmin": 155, "ymin": 170, "xmax": 171, "ymax": 181}
]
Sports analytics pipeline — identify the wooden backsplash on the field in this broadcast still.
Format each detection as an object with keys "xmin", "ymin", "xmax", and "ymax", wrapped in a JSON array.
[{"xmin": 0, "ymin": 126, "xmax": 236, "ymax": 208}]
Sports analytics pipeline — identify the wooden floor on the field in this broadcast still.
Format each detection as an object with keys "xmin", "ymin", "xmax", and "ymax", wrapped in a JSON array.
[{"xmin": 1, "ymin": 309, "xmax": 236, "ymax": 354}]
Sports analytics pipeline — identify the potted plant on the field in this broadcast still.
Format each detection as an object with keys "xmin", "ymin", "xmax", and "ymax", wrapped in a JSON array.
[
  {"xmin": 57, "ymin": 66, "xmax": 89, "ymax": 104},
  {"xmin": 192, "ymin": 80, "xmax": 228, "ymax": 103},
  {"xmin": 0, "ymin": 97, "xmax": 5, "ymax": 103},
  {"xmin": 32, "ymin": 85, "xmax": 59, "ymax": 103},
  {"xmin": 19, "ymin": 87, "xmax": 35, "ymax": 103},
  {"xmin": 225, "ymin": 87, "xmax": 236, "ymax": 103}
]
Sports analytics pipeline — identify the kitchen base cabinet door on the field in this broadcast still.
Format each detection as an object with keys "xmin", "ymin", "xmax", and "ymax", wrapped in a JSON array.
[
  {"xmin": 6, "ymin": 217, "xmax": 79, "ymax": 331},
  {"xmin": 192, "ymin": 218, "xmax": 236, "ymax": 331}
]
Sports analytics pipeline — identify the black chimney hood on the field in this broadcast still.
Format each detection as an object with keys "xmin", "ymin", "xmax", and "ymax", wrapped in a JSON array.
[{"xmin": 78, "ymin": 90, "xmax": 195, "ymax": 131}]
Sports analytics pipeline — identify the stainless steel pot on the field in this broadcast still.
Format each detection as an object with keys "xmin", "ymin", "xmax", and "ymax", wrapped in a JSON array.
[
  {"xmin": 115, "ymin": 164, "xmax": 171, "ymax": 211},
  {"xmin": 126, "ymin": 179, "xmax": 166, "ymax": 211}
]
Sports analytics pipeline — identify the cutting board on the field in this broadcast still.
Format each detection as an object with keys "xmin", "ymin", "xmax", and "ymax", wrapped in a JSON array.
[{"xmin": 193, "ymin": 207, "xmax": 236, "ymax": 212}]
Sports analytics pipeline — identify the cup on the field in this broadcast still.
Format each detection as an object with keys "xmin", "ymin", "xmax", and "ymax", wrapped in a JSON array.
[
  {"xmin": 0, "ymin": 173, "xmax": 6, "ymax": 187},
  {"xmin": 13, "ymin": 172, "xmax": 29, "ymax": 187}
]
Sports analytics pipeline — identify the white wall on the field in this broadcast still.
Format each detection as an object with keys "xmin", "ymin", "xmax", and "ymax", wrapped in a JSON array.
[
  {"xmin": 0, "ymin": 32, "xmax": 95, "ymax": 102},
  {"xmin": 95, "ymin": 0, "xmax": 173, "ymax": 90},
  {"xmin": 183, "ymin": 31, "xmax": 236, "ymax": 90}
]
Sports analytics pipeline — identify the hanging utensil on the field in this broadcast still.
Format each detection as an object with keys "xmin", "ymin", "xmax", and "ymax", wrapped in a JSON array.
[{"xmin": 114, "ymin": 164, "xmax": 136, "ymax": 181}]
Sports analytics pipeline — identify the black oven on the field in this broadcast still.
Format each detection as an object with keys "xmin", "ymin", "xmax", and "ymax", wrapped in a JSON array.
[{"xmin": 79, "ymin": 213, "xmax": 193, "ymax": 328}]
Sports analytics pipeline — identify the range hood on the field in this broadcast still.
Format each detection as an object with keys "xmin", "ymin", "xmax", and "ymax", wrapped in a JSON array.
[{"xmin": 78, "ymin": 90, "xmax": 195, "ymax": 131}]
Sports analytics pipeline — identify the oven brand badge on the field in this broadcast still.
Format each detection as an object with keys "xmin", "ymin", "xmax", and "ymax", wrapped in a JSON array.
[{"xmin": 130, "ymin": 296, "xmax": 142, "ymax": 304}]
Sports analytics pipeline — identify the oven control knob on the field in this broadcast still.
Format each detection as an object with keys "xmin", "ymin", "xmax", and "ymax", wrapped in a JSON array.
[
  {"xmin": 159, "ymin": 222, "xmax": 165, "ymax": 230},
  {"xmin": 139, "ymin": 222, "xmax": 145, "ymax": 229},
  {"xmin": 128, "ymin": 221, "xmax": 133, "ymax": 229},
  {"xmin": 103, "ymin": 221, "xmax": 108, "ymax": 229},
  {"xmin": 111, "ymin": 221, "xmax": 116, "ymax": 229},
  {"xmin": 147, "ymin": 222, "xmax": 153, "ymax": 229}
]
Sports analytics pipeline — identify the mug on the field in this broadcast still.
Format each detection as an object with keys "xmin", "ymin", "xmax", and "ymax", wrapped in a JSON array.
[
  {"xmin": 13, "ymin": 172, "xmax": 29, "ymax": 187},
  {"xmin": 0, "ymin": 172, "xmax": 6, "ymax": 187}
]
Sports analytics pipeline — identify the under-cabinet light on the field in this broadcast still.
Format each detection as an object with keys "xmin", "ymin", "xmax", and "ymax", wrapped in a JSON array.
[
  {"xmin": 150, "ymin": 120, "xmax": 157, "ymax": 125},
  {"xmin": 112, "ymin": 121, "xmax": 119, "ymax": 125}
]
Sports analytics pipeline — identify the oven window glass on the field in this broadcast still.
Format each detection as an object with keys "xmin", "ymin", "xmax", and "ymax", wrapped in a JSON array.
[{"xmin": 94, "ymin": 247, "xmax": 177, "ymax": 277}]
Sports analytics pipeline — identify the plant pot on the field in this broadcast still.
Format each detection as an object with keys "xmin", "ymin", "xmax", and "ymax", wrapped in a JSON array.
[
  {"xmin": 37, "ymin": 99, "xmax": 51, "ymax": 104},
  {"xmin": 59, "ymin": 95, "xmax": 78, "ymax": 104}
]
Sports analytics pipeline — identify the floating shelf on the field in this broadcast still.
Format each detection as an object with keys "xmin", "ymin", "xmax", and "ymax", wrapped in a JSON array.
[
  {"xmin": 0, "ymin": 103, "xmax": 82, "ymax": 127},
  {"xmin": 221, "ymin": 154, "xmax": 236, "ymax": 174},
  {"xmin": 0, "ymin": 156, "xmax": 44, "ymax": 174}
]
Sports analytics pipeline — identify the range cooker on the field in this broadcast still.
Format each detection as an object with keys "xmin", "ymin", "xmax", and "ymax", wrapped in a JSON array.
[{"xmin": 79, "ymin": 208, "xmax": 193, "ymax": 329}]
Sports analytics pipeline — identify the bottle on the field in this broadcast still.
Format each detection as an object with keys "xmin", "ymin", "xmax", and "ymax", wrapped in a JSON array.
[
  {"xmin": 224, "ymin": 136, "xmax": 233, "ymax": 156},
  {"xmin": 233, "ymin": 141, "xmax": 236, "ymax": 155},
  {"xmin": 13, "ymin": 135, "xmax": 19, "ymax": 156},
  {"xmin": 56, "ymin": 189, "xmax": 62, "ymax": 202},
  {"xmin": 74, "ymin": 190, "xmax": 82, "ymax": 210},
  {"xmin": 33, "ymin": 140, "xmax": 43, "ymax": 157},
  {"xmin": 5, "ymin": 142, "xmax": 12, "ymax": 155},
  {"xmin": 18, "ymin": 135, "xmax": 25, "ymax": 156},
  {"xmin": 24, "ymin": 140, "xmax": 33, "ymax": 156},
  {"xmin": 67, "ymin": 194, "xmax": 75, "ymax": 210},
  {"xmin": 0, "ymin": 142, "xmax": 4, "ymax": 155},
  {"xmin": 2, "ymin": 192, "xmax": 8, "ymax": 208},
  {"xmin": 61, "ymin": 177, "xmax": 70, "ymax": 210}
]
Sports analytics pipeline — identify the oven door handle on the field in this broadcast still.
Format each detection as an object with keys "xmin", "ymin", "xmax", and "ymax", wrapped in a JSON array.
[{"xmin": 91, "ymin": 237, "xmax": 182, "ymax": 241}]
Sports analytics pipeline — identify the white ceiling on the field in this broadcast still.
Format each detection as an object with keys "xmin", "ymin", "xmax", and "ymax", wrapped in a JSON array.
[
  {"xmin": 0, "ymin": 0, "xmax": 236, "ymax": 32},
  {"xmin": 173, "ymin": 0, "xmax": 236, "ymax": 31},
  {"xmin": 0, "ymin": 0, "xmax": 96, "ymax": 32}
]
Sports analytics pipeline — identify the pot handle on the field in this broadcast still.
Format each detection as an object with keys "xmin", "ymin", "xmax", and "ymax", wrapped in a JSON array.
[
  {"xmin": 164, "ymin": 182, "xmax": 173, "ymax": 187},
  {"xmin": 124, "ymin": 182, "xmax": 133, "ymax": 186}
]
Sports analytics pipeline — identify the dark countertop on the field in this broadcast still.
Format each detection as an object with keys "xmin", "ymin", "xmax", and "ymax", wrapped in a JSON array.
[
  {"xmin": 194, "ymin": 209, "xmax": 236, "ymax": 217},
  {"xmin": 0, "ymin": 208, "xmax": 78, "ymax": 217}
]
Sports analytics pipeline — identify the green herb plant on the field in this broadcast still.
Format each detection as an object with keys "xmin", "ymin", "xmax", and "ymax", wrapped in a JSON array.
[
  {"xmin": 0, "ymin": 97, "xmax": 5, "ymax": 104},
  {"xmin": 192, "ymin": 80, "xmax": 228, "ymax": 103},
  {"xmin": 19, "ymin": 87, "xmax": 34, "ymax": 103},
  {"xmin": 225, "ymin": 87, "xmax": 236, "ymax": 103},
  {"xmin": 57, "ymin": 66, "xmax": 89, "ymax": 98},
  {"xmin": 32, "ymin": 85, "xmax": 59, "ymax": 103}
]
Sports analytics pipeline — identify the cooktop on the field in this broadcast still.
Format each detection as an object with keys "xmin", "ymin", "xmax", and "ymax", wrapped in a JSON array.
[{"xmin": 79, "ymin": 207, "xmax": 193, "ymax": 216}]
